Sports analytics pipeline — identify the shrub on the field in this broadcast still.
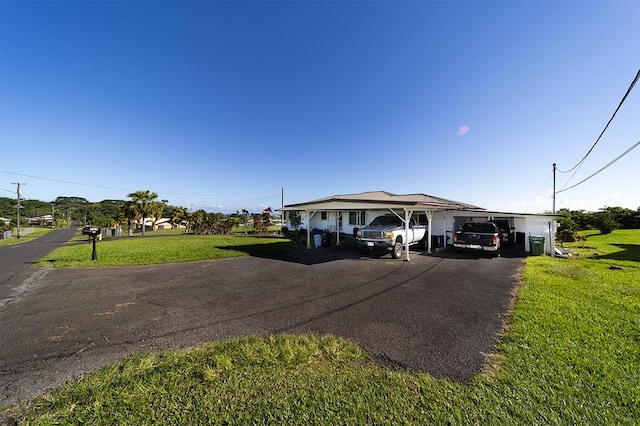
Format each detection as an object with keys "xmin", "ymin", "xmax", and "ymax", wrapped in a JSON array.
[
  {"xmin": 557, "ymin": 215, "xmax": 579, "ymax": 242},
  {"xmin": 595, "ymin": 211, "xmax": 618, "ymax": 235}
]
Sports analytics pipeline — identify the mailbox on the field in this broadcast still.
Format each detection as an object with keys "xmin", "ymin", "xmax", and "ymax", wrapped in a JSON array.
[
  {"xmin": 82, "ymin": 226, "xmax": 101, "ymax": 261},
  {"xmin": 82, "ymin": 226, "xmax": 101, "ymax": 237}
]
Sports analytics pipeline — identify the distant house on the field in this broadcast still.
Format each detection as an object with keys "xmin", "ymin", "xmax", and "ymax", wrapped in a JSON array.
[
  {"xmin": 152, "ymin": 218, "xmax": 175, "ymax": 230},
  {"xmin": 135, "ymin": 218, "xmax": 185, "ymax": 231},
  {"xmin": 28, "ymin": 215, "xmax": 53, "ymax": 225},
  {"xmin": 0, "ymin": 217, "xmax": 11, "ymax": 225}
]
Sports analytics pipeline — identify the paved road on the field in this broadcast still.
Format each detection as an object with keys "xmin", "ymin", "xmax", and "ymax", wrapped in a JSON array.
[
  {"xmin": 0, "ymin": 225, "xmax": 80, "ymax": 306},
  {"xmin": 0, "ymin": 237, "xmax": 524, "ymax": 407}
]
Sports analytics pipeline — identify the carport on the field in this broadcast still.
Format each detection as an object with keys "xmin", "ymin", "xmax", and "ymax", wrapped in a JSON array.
[
  {"xmin": 449, "ymin": 210, "xmax": 561, "ymax": 255},
  {"xmin": 280, "ymin": 191, "xmax": 561, "ymax": 259},
  {"xmin": 280, "ymin": 191, "xmax": 483, "ymax": 261}
]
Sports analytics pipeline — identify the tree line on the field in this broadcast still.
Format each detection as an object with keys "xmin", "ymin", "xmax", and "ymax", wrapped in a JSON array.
[
  {"xmin": 2, "ymin": 193, "xmax": 637, "ymax": 240},
  {"xmin": 556, "ymin": 206, "xmax": 640, "ymax": 242},
  {"xmin": 0, "ymin": 191, "xmax": 275, "ymax": 236}
]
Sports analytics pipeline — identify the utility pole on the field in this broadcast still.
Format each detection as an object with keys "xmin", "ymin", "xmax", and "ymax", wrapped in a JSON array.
[
  {"xmin": 552, "ymin": 163, "xmax": 556, "ymax": 214},
  {"xmin": 281, "ymin": 187, "xmax": 285, "ymax": 225},
  {"xmin": 12, "ymin": 182, "xmax": 25, "ymax": 238}
]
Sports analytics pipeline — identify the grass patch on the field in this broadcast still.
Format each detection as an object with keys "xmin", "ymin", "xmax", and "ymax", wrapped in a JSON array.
[
  {"xmin": 6, "ymin": 230, "xmax": 640, "ymax": 424},
  {"xmin": 232, "ymin": 225, "xmax": 283, "ymax": 233},
  {"xmin": 36, "ymin": 234, "xmax": 295, "ymax": 267},
  {"xmin": 0, "ymin": 228, "xmax": 55, "ymax": 247},
  {"xmin": 565, "ymin": 229, "xmax": 640, "ymax": 263}
]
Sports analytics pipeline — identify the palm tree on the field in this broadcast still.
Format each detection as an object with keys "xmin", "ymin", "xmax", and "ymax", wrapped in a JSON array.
[
  {"xmin": 127, "ymin": 190, "xmax": 158, "ymax": 236},
  {"xmin": 149, "ymin": 201, "xmax": 164, "ymax": 231},
  {"xmin": 119, "ymin": 202, "xmax": 138, "ymax": 236},
  {"xmin": 171, "ymin": 207, "xmax": 190, "ymax": 233}
]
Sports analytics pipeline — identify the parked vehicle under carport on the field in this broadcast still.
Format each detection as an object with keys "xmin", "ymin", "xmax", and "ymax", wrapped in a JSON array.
[
  {"xmin": 453, "ymin": 221, "xmax": 502, "ymax": 255},
  {"xmin": 356, "ymin": 214, "xmax": 427, "ymax": 259}
]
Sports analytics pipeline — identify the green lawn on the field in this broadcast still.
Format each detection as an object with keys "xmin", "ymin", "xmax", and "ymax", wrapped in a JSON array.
[
  {"xmin": 36, "ymin": 234, "xmax": 294, "ymax": 267},
  {"xmin": 232, "ymin": 225, "xmax": 283, "ymax": 233},
  {"xmin": 4, "ymin": 230, "xmax": 639, "ymax": 424},
  {"xmin": 0, "ymin": 227, "xmax": 55, "ymax": 247},
  {"xmin": 563, "ymin": 228, "xmax": 640, "ymax": 263}
]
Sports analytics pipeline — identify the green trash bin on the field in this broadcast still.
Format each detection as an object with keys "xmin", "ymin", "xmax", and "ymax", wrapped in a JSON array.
[{"xmin": 529, "ymin": 236, "xmax": 545, "ymax": 256}]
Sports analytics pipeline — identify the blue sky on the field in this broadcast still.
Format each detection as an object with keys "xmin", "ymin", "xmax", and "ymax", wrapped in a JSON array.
[{"xmin": 1, "ymin": 0, "xmax": 638, "ymax": 214}]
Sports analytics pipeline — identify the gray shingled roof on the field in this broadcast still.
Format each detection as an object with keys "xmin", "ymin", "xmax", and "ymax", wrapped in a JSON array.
[{"xmin": 282, "ymin": 191, "xmax": 484, "ymax": 210}]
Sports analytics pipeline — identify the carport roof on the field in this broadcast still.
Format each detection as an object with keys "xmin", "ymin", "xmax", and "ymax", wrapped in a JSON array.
[
  {"xmin": 456, "ymin": 209, "xmax": 563, "ymax": 218},
  {"xmin": 280, "ymin": 191, "xmax": 484, "ymax": 211}
]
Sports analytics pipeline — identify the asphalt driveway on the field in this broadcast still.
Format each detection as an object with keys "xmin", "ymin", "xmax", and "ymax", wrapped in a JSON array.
[
  {"xmin": 0, "ymin": 226, "xmax": 79, "ymax": 305},
  {"xmin": 0, "ymin": 245, "xmax": 523, "ymax": 406}
]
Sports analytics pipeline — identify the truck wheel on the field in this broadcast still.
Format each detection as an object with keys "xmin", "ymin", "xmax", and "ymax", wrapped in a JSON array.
[
  {"xmin": 418, "ymin": 237, "xmax": 427, "ymax": 250},
  {"xmin": 391, "ymin": 241, "xmax": 403, "ymax": 259}
]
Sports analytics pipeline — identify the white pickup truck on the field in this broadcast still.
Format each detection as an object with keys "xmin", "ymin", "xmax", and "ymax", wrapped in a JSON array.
[{"xmin": 356, "ymin": 214, "xmax": 427, "ymax": 259}]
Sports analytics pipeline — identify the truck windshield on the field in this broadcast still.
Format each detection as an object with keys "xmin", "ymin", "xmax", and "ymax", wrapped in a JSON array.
[
  {"xmin": 461, "ymin": 222, "xmax": 497, "ymax": 233},
  {"xmin": 369, "ymin": 216, "xmax": 402, "ymax": 226}
]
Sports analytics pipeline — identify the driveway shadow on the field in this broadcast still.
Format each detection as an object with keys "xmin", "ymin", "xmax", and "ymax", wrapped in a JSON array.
[
  {"xmin": 221, "ymin": 241, "xmax": 529, "ymax": 265},
  {"xmin": 220, "ymin": 242, "xmax": 362, "ymax": 265},
  {"xmin": 426, "ymin": 246, "xmax": 527, "ymax": 260}
]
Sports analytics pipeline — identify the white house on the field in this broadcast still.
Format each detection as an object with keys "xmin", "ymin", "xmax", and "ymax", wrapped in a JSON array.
[
  {"xmin": 135, "ymin": 217, "xmax": 186, "ymax": 231},
  {"xmin": 280, "ymin": 191, "xmax": 560, "ymax": 260}
]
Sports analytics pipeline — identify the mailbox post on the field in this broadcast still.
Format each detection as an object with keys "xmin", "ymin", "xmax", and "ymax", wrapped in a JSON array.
[{"xmin": 82, "ymin": 226, "xmax": 101, "ymax": 260}]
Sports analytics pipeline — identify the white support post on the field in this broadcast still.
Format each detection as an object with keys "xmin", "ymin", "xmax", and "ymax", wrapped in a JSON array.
[
  {"xmin": 426, "ymin": 210, "xmax": 434, "ymax": 254},
  {"xmin": 336, "ymin": 211, "xmax": 341, "ymax": 246},
  {"xmin": 388, "ymin": 208, "xmax": 413, "ymax": 261},
  {"xmin": 443, "ymin": 210, "xmax": 448, "ymax": 247},
  {"xmin": 306, "ymin": 210, "xmax": 311, "ymax": 249},
  {"xmin": 306, "ymin": 210, "xmax": 317, "ymax": 249},
  {"xmin": 404, "ymin": 208, "xmax": 412, "ymax": 261}
]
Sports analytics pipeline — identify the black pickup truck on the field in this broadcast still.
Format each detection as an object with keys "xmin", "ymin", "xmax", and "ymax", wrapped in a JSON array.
[{"xmin": 453, "ymin": 221, "xmax": 503, "ymax": 254}]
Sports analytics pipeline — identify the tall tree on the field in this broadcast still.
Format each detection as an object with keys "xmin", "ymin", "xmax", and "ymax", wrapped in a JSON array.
[
  {"xmin": 253, "ymin": 207, "xmax": 272, "ymax": 234},
  {"xmin": 120, "ymin": 202, "xmax": 138, "ymax": 236},
  {"xmin": 171, "ymin": 207, "xmax": 190, "ymax": 233},
  {"xmin": 149, "ymin": 201, "xmax": 165, "ymax": 231},
  {"xmin": 127, "ymin": 190, "xmax": 158, "ymax": 236},
  {"xmin": 241, "ymin": 209, "xmax": 250, "ymax": 234}
]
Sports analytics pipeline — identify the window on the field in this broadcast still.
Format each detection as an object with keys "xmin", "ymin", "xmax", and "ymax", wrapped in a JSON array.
[
  {"xmin": 321, "ymin": 212, "xmax": 327, "ymax": 220},
  {"xmin": 415, "ymin": 213, "xmax": 427, "ymax": 225},
  {"xmin": 349, "ymin": 211, "xmax": 366, "ymax": 225},
  {"xmin": 349, "ymin": 212, "xmax": 356, "ymax": 225}
]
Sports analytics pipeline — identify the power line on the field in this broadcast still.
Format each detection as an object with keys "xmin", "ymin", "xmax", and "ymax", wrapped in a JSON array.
[
  {"xmin": 0, "ymin": 170, "xmax": 133, "ymax": 192},
  {"xmin": 0, "ymin": 169, "xmax": 279, "ymax": 198},
  {"xmin": 556, "ymin": 139, "xmax": 640, "ymax": 194},
  {"xmin": 557, "ymin": 68, "xmax": 640, "ymax": 185},
  {"xmin": 530, "ymin": 170, "xmax": 552, "ymax": 204}
]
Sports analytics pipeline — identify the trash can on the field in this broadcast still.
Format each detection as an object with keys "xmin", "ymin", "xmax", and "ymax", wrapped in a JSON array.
[
  {"xmin": 322, "ymin": 232, "xmax": 331, "ymax": 247},
  {"xmin": 529, "ymin": 236, "xmax": 545, "ymax": 256},
  {"xmin": 313, "ymin": 234, "xmax": 322, "ymax": 248}
]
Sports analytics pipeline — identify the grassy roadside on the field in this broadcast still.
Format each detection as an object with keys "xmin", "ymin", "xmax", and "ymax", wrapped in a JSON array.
[
  {"xmin": 4, "ymin": 230, "xmax": 639, "ymax": 424},
  {"xmin": 0, "ymin": 228, "xmax": 55, "ymax": 247},
  {"xmin": 36, "ymin": 234, "xmax": 295, "ymax": 267}
]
